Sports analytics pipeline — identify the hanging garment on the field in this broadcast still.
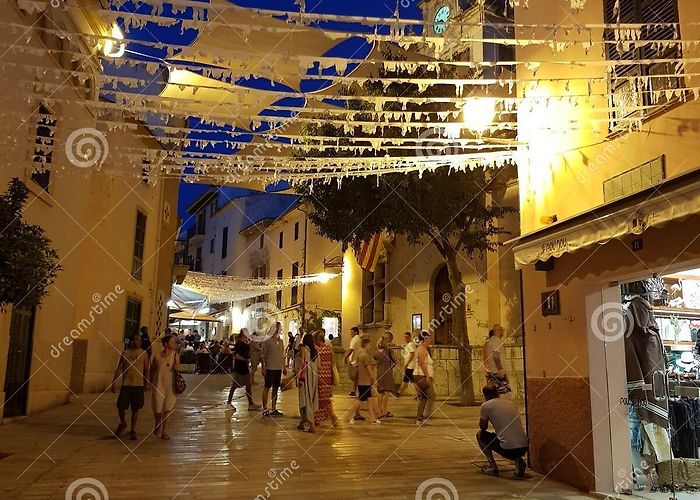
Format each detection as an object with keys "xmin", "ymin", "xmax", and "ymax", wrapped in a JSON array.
[
  {"xmin": 625, "ymin": 296, "xmax": 669, "ymax": 428},
  {"xmin": 669, "ymin": 398, "xmax": 700, "ymax": 459}
]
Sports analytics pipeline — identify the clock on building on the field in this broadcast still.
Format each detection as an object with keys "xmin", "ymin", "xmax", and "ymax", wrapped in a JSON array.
[{"xmin": 433, "ymin": 4, "xmax": 451, "ymax": 35}]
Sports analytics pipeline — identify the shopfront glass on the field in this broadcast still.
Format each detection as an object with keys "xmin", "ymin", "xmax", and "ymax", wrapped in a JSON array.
[{"xmin": 616, "ymin": 270, "xmax": 700, "ymax": 499}]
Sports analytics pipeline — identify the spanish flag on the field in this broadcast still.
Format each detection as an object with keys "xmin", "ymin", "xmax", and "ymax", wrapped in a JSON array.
[{"xmin": 356, "ymin": 234, "xmax": 382, "ymax": 273}]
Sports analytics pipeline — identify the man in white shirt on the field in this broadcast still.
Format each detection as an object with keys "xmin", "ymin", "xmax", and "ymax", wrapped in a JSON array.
[
  {"xmin": 344, "ymin": 326, "xmax": 362, "ymax": 397},
  {"xmin": 398, "ymin": 331, "xmax": 416, "ymax": 396},
  {"xmin": 483, "ymin": 324, "xmax": 511, "ymax": 396},
  {"xmin": 261, "ymin": 322, "xmax": 287, "ymax": 417},
  {"xmin": 477, "ymin": 386, "xmax": 529, "ymax": 478}
]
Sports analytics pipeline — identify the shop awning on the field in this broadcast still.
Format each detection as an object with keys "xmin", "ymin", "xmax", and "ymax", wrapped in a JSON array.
[
  {"xmin": 512, "ymin": 170, "xmax": 700, "ymax": 269},
  {"xmin": 169, "ymin": 311, "xmax": 221, "ymax": 322}
]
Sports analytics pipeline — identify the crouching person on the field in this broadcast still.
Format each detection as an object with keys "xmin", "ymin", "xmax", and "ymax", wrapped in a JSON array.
[{"xmin": 477, "ymin": 385, "xmax": 528, "ymax": 478}]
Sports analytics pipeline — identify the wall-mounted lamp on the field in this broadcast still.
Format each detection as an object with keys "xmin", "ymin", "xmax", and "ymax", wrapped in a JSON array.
[{"xmin": 103, "ymin": 24, "xmax": 126, "ymax": 58}]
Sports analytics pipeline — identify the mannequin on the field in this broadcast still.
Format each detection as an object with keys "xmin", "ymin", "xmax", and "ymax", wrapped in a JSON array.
[{"xmin": 625, "ymin": 296, "xmax": 672, "ymax": 490}]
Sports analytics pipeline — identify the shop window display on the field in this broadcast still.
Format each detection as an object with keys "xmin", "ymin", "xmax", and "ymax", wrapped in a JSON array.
[{"xmin": 621, "ymin": 271, "xmax": 700, "ymax": 497}]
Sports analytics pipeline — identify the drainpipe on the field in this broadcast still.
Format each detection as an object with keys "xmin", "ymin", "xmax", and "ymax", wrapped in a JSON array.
[{"xmin": 519, "ymin": 268, "xmax": 531, "ymax": 468}]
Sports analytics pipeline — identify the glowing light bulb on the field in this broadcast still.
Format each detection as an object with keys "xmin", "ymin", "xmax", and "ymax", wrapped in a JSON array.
[
  {"xmin": 462, "ymin": 98, "xmax": 498, "ymax": 133},
  {"xmin": 103, "ymin": 25, "xmax": 126, "ymax": 58}
]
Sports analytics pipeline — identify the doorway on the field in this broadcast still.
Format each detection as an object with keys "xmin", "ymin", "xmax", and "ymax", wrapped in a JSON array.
[
  {"xmin": 433, "ymin": 264, "xmax": 453, "ymax": 345},
  {"xmin": 3, "ymin": 304, "xmax": 36, "ymax": 418}
]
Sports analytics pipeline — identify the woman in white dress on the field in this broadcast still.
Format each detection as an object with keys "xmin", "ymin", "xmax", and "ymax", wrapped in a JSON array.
[{"xmin": 150, "ymin": 334, "xmax": 179, "ymax": 440}]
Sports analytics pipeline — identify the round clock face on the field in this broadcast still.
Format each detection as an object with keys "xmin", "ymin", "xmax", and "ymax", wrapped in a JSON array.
[{"xmin": 433, "ymin": 5, "xmax": 451, "ymax": 35}]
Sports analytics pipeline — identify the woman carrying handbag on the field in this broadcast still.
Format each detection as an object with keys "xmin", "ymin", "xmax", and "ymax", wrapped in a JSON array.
[{"xmin": 150, "ymin": 333, "xmax": 181, "ymax": 440}]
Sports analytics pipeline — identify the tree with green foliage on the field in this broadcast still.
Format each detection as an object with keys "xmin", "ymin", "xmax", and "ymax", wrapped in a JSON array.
[
  {"xmin": 295, "ymin": 45, "xmax": 516, "ymax": 403},
  {"xmin": 298, "ymin": 167, "xmax": 515, "ymax": 404},
  {"xmin": 0, "ymin": 178, "xmax": 61, "ymax": 309}
]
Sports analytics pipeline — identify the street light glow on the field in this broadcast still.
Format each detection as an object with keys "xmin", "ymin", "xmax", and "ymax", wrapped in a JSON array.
[
  {"xmin": 462, "ymin": 98, "xmax": 497, "ymax": 133},
  {"xmin": 103, "ymin": 25, "xmax": 126, "ymax": 58},
  {"xmin": 317, "ymin": 272, "xmax": 336, "ymax": 283}
]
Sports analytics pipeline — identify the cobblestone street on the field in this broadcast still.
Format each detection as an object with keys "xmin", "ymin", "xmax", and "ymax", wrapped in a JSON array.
[{"xmin": 0, "ymin": 375, "xmax": 598, "ymax": 499}]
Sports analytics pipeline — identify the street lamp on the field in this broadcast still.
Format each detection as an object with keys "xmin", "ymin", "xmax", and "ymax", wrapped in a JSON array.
[
  {"xmin": 462, "ymin": 98, "xmax": 497, "ymax": 133},
  {"xmin": 103, "ymin": 24, "xmax": 126, "ymax": 58}
]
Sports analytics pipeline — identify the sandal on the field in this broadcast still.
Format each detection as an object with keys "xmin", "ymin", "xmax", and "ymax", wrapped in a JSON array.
[
  {"xmin": 115, "ymin": 423, "xmax": 127, "ymax": 438},
  {"xmin": 161, "ymin": 433, "xmax": 170, "ymax": 440},
  {"xmin": 480, "ymin": 466, "xmax": 499, "ymax": 476},
  {"xmin": 128, "ymin": 431, "xmax": 137, "ymax": 441}
]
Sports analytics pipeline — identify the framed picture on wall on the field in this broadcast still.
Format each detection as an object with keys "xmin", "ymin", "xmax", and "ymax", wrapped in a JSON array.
[{"xmin": 412, "ymin": 313, "xmax": 422, "ymax": 332}]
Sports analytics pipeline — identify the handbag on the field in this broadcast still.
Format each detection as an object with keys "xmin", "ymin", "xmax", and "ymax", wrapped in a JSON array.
[
  {"xmin": 174, "ymin": 371, "xmax": 187, "ymax": 395},
  {"xmin": 171, "ymin": 352, "xmax": 186, "ymax": 395}
]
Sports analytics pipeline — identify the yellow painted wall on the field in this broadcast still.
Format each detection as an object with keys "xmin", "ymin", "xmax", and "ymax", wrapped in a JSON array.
[
  {"xmin": 0, "ymin": 3, "xmax": 178, "ymax": 416},
  {"xmin": 517, "ymin": 0, "xmax": 700, "ymax": 235}
]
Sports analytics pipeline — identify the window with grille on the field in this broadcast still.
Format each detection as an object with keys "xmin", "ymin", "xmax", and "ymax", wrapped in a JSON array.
[
  {"xmin": 603, "ymin": 155, "xmax": 665, "ymax": 202},
  {"xmin": 362, "ymin": 262, "xmax": 387, "ymax": 325},
  {"xmin": 124, "ymin": 298, "xmax": 142, "ymax": 343},
  {"xmin": 132, "ymin": 211, "xmax": 147, "ymax": 279},
  {"xmin": 604, "ymin": 0, "xmax": 682, "ymax": 131},
  {"xmin": 32, "ymin": 103, "xmax": 56, "ymax": 192}
]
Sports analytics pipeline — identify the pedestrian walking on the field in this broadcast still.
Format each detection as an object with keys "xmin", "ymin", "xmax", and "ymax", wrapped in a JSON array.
[
  {"xmin": 286, "ymin": 331, "xmax": 295, "ymax": 368},
  {"xmin": 111, "ymin": 332, "xmax": 150, "ymax": 440},
  {"xmin": 248, "ymin": 330, "xmax": 262, "ymax": 384},
  {"xmin": 344, "ymin": 326, "xmax": 361, "ymax": 397},
  {"xmin": 374, "ymin": 337, "xmax": 396, "ymax": 418},
  {"xmin": 150, "ymin": 333, "xmax": 180, "ymax": 440},
  {"xmin": 398, "ymin": 331, "xmax": 416, "ymax": 396},
  {"xmin": 227, "ymin": 332, "xmax": 262, "ymax": 412},
  {"xmin": 314, "ymin": 330, "xmax": 339, "ymax": 428},
  {"xmin": 261, "ymin": 322, "xmax": 286, "ymax": 416},
  {"xmin": 345, "ymin": 336, "xmax": 381, "ymax": 424},
  {"xmin": 296, "ymin": 333, "xmax": 319, "ymax": 432},
  {"xmin": 414, "ymin": 331, "xmax": 435, "ymax": 425}
]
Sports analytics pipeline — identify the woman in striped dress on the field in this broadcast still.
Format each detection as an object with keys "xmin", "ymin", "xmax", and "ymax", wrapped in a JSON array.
[{"xmin": 314, "ymin": 330, "xmax": 338, "ymax": 428}]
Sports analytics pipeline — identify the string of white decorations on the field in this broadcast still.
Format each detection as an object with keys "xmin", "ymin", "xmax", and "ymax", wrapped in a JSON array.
[
  {"xmin": 44, "ymin": 5, "xmax": 698, "ymax": 49},
  {"xmin": 17, "ymin": 0, "xmax": 696, "ymax": 34},
  {"xmin": 3, "ymin": 1, "xmax": 695, "ymax": 183},
  {"xmin": 179, "ymin": 271, "xmax": 340, "ymax": 304},
  {"xmin": 8, "ymin": 18, "xmax": 700, "ymax": 64},
  {"xmin": 6, "ymin": 28, "xmax": 699, "ymax": 76}
]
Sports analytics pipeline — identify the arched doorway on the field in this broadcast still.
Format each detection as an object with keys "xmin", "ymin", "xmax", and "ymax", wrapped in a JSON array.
[{"xmin": 432, "ymin": 264, "xmax": 453, "ymax": 345}]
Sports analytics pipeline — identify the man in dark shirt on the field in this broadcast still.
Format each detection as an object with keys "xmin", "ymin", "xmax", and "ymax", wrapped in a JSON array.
[{"xmin": 227, "ymin": 332, "xmax": 261, "ymax": 412}]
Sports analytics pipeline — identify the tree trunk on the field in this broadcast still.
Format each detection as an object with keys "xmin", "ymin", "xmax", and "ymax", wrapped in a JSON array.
[{"xmin": 444, "ymin": 249, "xmax": 476, "ymax": 405}]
